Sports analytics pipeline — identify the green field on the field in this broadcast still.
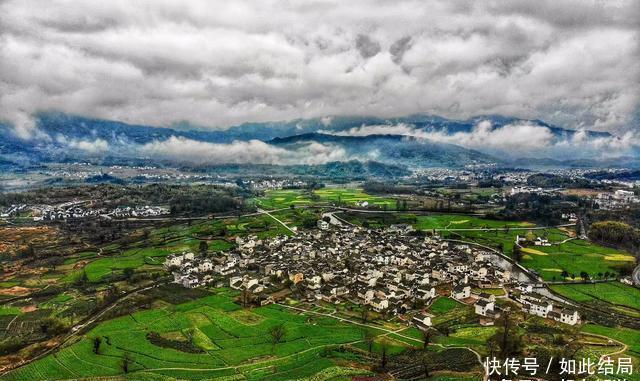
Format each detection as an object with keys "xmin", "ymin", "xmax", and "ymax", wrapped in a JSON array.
[
  {"xmin": 429, "ymin": 297, "xmax": 460, "ymax": 315},
  {"xmin": 313, "ymin": 188, "xmax": 395, "ymax": 207},
  {"xmin": 1, "ymin": 289, "xmax": 376, "ymax": 381},
  {"xmin": 415, "ymin": 215, "xmax": 532, "ymax": 230},
  {"xmin": 516, "ymin": 239, "xmax": 635, "ymax": 281},
  {"xmin": 435, "ymin": 325, "xmax": 498, "ymax": 352},
  {"xmin": 254, "ymin": 188, "xmax": 395, "ymax": 210},
  {"xmin": 441, "ymin": 225, "xmax": 635, "ymax": 281},
  {"xmin": 582, "ymin": 324, "xmax": 640, "ymax": 354},
  {"xmin": 551, "ymin": 282, "xmax": 640, "ymax": 314}
]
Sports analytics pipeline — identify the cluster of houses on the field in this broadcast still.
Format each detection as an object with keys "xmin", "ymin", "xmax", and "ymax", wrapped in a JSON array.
[
  {"xmin": 246, "ymin": 179, "xmax": 310, "ymax": 191},
  {"xmin": 31, "ymin": 205, "xmax": 169, "ymax": 221},
  {"xmin": 0, "ymin": 204, "xmax": 27, "ymax": 218},
  {"xmin": 165, "ymin": 225, "xmax": 582, "ymax": 328},
  {"xmin": 165, "ymin": 252, "xmax": 215, "ymax": 288},
  {"xmin": 515, "ymin": 234, "xmax": 552, "ymax": 247},
  {"xmin": 596, "ymin": 189, "xmax": 639, "ymax": 210},
  {"xmin": 167, "ymin": 226, "xmax": 529, "ymax": 326},
  {"xmin": 513, "ymin": 291, "xmax": 580, "ymax": 325},
  {"xmin": 509, "ymin": 186, "xmax": 560, "ymax": 196}
]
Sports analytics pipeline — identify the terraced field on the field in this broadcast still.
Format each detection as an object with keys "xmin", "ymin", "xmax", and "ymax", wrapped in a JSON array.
[
  {"xmin": 551, "ymin": 282, "xmax": 640, "ymax": 315},
  {"xmin": 1, "ymin": 289, "xmax": 374, "ymax": 381}
]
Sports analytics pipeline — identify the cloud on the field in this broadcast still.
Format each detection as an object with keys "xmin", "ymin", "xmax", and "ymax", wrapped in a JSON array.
[
  {"xmin": 64, "ymin": 138, "xmax": 110, "ymax": 154},
  {"xmin": 2, "ymin": 111, "xmax": 50, "ymax": 141},
  {"xmin": 138, "ymin": 136, "xmax": 350, "ymax": 165},
  {"xmin": 329, "ymin": 120, "xmax": 639, "ymax": 159},
  {"xmin": 356, "ymin": 35, "xmax": 381, "ymax": 58},
  {"xmin": 389, "ymin": 36, "xmax": 412, "ymax": 64},
  {"xmin": 0, "ymin": 0, "xmax": 638, "ymax": 135}
]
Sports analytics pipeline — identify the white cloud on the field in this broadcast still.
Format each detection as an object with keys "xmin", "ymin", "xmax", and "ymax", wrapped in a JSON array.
[
  {"xmin": 138, "ymin": 136, "xmax": 350, "ymax": 165},
  {"xmin": 329, "ymin": 120, "xmax": 639, "ymax": 159},
  {"xmin": 65, "ymin": 138, "xmax": 110, "ymax": 154},
  {"xmin": 3, "ymin": 111, "xmax": 50, "ymax": 141},
  {"xmin": 0, "ymin": 0, "xmax": 637, "ymax": 137}
]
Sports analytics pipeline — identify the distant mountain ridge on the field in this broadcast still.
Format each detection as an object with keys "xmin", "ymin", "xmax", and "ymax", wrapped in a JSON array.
[
  {"xmin": 12, "ymin": 112, "xmax": 615, "ymax": 144},
  {"xmin": 0, "ymin": 112, "xmax": 633, "ymax": 171}
]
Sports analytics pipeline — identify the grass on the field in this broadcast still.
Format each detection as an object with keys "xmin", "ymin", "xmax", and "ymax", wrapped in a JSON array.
[
  {"xmin": 517, "ymin": 239, "xmax": 635, "ymax": 281},
  {"xmin": 441, "ymin": 225, "xmax": 636, "ymax": 281},
  {"xmin": 415, "ymin": 215, "xmax": 532, "ymax": 230},
  {"xmin": 2, "ymin": 290, "xmax": 379, "ymax": 381},
  {"xmin": 0, "ymin": 306, "xmax": 22, "ymax": 316},
  {"xmin": 429, "ymin": 297, "xmax": 460, "ymax": 315},
  {"xmin": 582, "ymin": 324, "xmax": 640, "ymax": 354},
  {"xmin": 550, "ymin": 282, "xmax": 640, "ymax": 314},
  {"xmin": 254, "ymin": 188, "xmax": 395, "ymax": 210},
  {"xmin": 435, "ymin": 325, "xmax": 498, "ymax": 352},
  {"xmin": 471, "ymin": 288, "xmax": 505, "ymax": 296}
]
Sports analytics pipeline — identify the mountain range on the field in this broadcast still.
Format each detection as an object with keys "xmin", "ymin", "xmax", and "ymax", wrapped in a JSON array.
[{"xmin": 0, "ymin": 112, "xmax": 636, "ymax": 172}]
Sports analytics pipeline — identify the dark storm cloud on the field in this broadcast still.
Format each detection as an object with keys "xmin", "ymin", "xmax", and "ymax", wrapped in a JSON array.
[{"xmin": 0, "ymin": 0, "xmax": 638, "ymax": 140}]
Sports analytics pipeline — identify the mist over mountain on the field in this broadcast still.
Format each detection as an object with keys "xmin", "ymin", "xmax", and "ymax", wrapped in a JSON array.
[{"xmin": 0, "ymin": 112, "xmax": 637, "ymax": 170}]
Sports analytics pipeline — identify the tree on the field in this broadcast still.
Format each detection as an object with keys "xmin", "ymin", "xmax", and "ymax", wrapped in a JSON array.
[
  {"xmin": 268, "ymin": 324, "xmax": 286, "ymax": 351},
  {"xmin": 421, "ymin": 354, "xmax": 430, "ymax": 378},
  {"xmin": 75, "ymin": 270, "xmax": 89, "ymax": 288},
  {"xmin": 199, "ymin": 240, "xmax": 208, "ymax": 254},
  {"xmin": 487, "ymin": 310, "xmax": 523, "ymax": 359},
  {"xmin": 361, "ymin": 305, "xmax": 369, "ymax": 323},
  {"xmin": 421, "ymin": 328, "xmax": 432, "ymax": 349},
  {"xmin": 561, "ymin": 270, "xmax": 569, "ymax": 280},
  {"xmin": 241, "ymin": 288, "xmax": 252, "ymax": 307},
  {"xmin": 123, "ymin": 267, "xmax": 134, "ymax": 280},
  {"xmin": 580, "ymin": 271, "xmax": 589, "ymax": 282},
  {"xmin": 48, "ymin": 257, "xmax": 64, "ymax": 271},
  {"xmin": 512, "ymin": 246, "xmax": 523, "ymax": 263},
  {"xmin": 93, "ymin": 337, "xmax": 102, "ymax": 354},
  {"xmin": 364, "ymin": 330, "xmax": 375, "ymax": 353},
  {"xmin": 380, "ymin": 342, "xmax": 389, "ymax": 370},
  {"xmin": 121, "ymin": 352, "xmax": 132, "ymax": 373}
]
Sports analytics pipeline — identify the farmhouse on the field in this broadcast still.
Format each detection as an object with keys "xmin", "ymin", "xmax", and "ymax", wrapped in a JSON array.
[
  {"xmin": 451, "ymin": 285, "xmax": 471, "ymax": 300},
  {"xmin": 413, "ymin": 312, "xmax": 434, "ymax": 328}
]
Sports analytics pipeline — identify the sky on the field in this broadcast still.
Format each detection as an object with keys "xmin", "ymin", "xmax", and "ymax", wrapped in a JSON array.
[{"xmin": 1, "ymin": 0, "xmax": 639, "ymax": 143}]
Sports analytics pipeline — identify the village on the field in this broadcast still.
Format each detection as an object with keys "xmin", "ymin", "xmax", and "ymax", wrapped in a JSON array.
[
  {"xmin": 0, "ymin": 203, "xmax": 170, "ymax": 221},
  {"xmin": 165, "ymin": 222, "xmax": 581, "ymax": 331}
]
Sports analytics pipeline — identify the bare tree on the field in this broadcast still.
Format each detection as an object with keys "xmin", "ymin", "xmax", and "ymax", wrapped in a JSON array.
[
  {"xmin": 364, "ymin": 330, "xmax": 375, "ymax": 353},
  {"xmin": 380, "ymin": 342, "xmax": 389, "ymax": 370},
  {"xmin": 421, "ymin": 328, "xmax": 432, "ymax": 349},
  {"xmin": 421, "ymin": 354, "xmax": 430, "ymax": 378}
]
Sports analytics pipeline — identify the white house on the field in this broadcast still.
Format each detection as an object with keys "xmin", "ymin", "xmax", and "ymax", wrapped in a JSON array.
[
  {"xmin": 534, "ymin": 237, "xmax": 551, "ymax": 246},
  {"xmin": 556, "ymin": 309, "xmax": 580, "ymax": 325},
  {"xmin": 451, "ymin": 285, "xmax": 471, "ymax": 300},
  {"xmin": 527, "ymin": 300, "xmax": 553, "ymax": 318},
  {"xmin": 413, "ymin": 312, "xmax": 433, "ymax": 327},
  {"xmin": 198, "ymin": 260, "xmax": 213, "ymax": 272},
  {"xmin": 317, "ymin": 220, "xmax": 330, "ymax": 230},
  {"xmin": 370, "ymin": 297, "xmax": 389, "ymax": 312},
  {"xmin": 474, "ymin": 299, "xmax": 495, "ymax": 317}
]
